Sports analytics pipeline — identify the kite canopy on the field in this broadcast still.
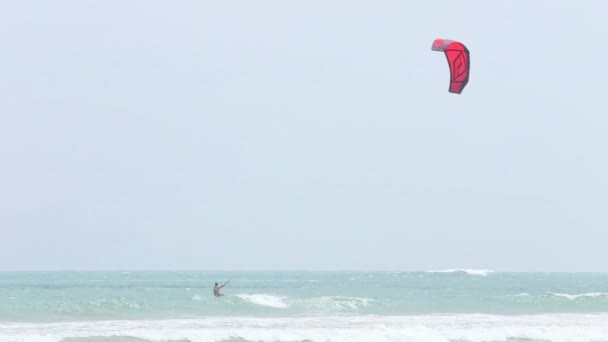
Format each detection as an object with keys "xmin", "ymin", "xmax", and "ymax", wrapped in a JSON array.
[{"xmin": 431, "ymin": 38, "xmax": 470, "ymax": 94}]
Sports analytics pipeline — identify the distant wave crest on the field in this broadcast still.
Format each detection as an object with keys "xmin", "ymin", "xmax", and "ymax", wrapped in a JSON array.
[
  {"xmin": 427, "ymin": 269, "xmax": 494, "ymax": 276},
  {"xmin": 506, "ymin": 293, "xmax": 530, "ymax": 297},
  {"xmin": 551, "ymin": 292, "xmax": 608, "ymax": 300}
]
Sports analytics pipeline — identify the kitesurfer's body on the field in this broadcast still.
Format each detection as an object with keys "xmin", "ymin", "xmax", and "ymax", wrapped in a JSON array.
[{"xmin": 213, "ymin": 281, "xmax": 229, "ymax": 297}]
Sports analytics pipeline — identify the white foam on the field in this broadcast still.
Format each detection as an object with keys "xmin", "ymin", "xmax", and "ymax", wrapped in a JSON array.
[
  {"xmin": 506, "ymin": 292, "xmax": 530, "ymax": 297},
  {"xmin": 88, "ymin": 298, "xmax": 141, "ymax": 309},
  {"xmin": 4, "ymin": 314, "xmax": 608, "ymax": 342},
  {"xmin": 427, "ymin": 269, "xmax": 494, "ymax": 276},
  {"xmin": 236, "ymin": 294, "xmax": 289, "ymax": 309},
  {"xmin": 551, "ymin": 292, "xmax": 608, "ymax": 300},
  {"xmin": 304, "ymin": 296, "xmax": 374, "ymax": 311}
]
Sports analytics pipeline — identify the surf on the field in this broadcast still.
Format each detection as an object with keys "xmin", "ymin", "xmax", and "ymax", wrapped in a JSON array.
[{"xmin": 5, "ymin": 314, "xmax": 608, "ymax": 342}]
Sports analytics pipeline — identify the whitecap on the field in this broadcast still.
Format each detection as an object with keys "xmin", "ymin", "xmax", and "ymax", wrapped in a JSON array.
[
  {"xmin": 551, "ymin": 292, "xmax": 608, "ymax": 300},
  {"xmin": 427, "ymin": 269, "xmax": 494, "ymax": 276},
  {"xmin": 506, "ymin": 292, "xmax": 531, "ymax": 297},
  {"xmin": 236, "ymin": 294, "xmax": 288, "ymax": 309},
  {"xmin": 305, "ymin": 296, "xmax": 374, "ymax": 311}
]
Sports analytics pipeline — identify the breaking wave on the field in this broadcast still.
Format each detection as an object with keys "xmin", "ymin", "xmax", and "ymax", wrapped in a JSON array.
[
  {"xmin": 236, "ymin": 294, "xmax": 289, "ymax": 309},
  {"xmin": 551, "ymin": 292, "xmax": 608, "ymax": 300},
  {"xmin": 4, "ymin": 314, "xmax": 608, "ymax": 342}
]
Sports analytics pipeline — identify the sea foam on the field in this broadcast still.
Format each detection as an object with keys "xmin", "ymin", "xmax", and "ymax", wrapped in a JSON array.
[
  {"xmin": 5, "ymin": 314, "xmax": 608, "ymax": 342},
  {"xmin": 551, "ymin": 292, "xmax": 608, "ymax": 300},
  {"xmin": 236, "ymin": 294, "xmax": 289, "ymax": 309},
  {"xmin": 304, "ymin": 296, "xmax": 374, "ymax": 311}
]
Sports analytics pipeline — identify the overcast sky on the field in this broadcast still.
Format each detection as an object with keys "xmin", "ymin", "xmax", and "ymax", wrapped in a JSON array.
[{"xmin": 1, "ymin": 1, "xmax": 607, "ymax": 271}]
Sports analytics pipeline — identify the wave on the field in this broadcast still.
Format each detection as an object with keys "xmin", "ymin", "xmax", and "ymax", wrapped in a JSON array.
[
  {"xmin": 61, "ymin": 338, "xmax": 189, "ymax": 342},
  {"xmin": 551, "ymin": 292, "xmax": 608, "ymax": 300},
  {"xmin": 88, "ymin": 298, "xmax": 141, "ymax": 309},
  {"xmin": 236, "ymin": 294, "xmax": 289, "ymax": 309},
  {"xmin": 303, "ymin": 296, "xmax": 374, "ymax": 311},
  {"xmin": 507, "ymin": 292, "xmax": 530, "ymax": 297},
  {"xmin": 235, "ymin": 294, "xmax": 374, "ymax": 312},
  {"xmin": 427, "ymin": 269, "xmax": 494, "ymax": 276},
  {"xmin": 6, "ymin": 314, "xmax": 608, "ymax": 342},
  {"xmin": 500, "ymin": 292, "xmax": 608, "ymax": 302}
]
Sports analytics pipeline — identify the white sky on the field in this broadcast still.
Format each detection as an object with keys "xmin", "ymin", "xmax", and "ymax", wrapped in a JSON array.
[{"xmin": 1, "ymin": 1, "xmax": 607, "ymax": 271}]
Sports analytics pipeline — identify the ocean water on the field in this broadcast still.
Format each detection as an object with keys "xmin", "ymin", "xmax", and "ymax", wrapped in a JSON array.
[{"xmin": 2, "ymin": 271, "xmax": 608, "ymax": 342}]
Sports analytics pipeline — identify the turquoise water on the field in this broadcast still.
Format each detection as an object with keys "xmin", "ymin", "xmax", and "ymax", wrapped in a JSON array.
[
  {"xmin": 3, "ymin": 271, "xmax": 608, "ymax": 321},
  {"xmin": 3, "ymin": 271, "xmax": 608, "ymax": 342}
]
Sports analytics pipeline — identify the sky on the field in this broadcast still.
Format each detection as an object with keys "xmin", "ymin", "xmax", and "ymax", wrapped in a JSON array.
[{"xmin": 1, "ymin": 1, "xmax": 607, "ymax": 271}]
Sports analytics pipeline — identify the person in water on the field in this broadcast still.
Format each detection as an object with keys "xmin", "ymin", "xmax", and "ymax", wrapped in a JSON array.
[{"xmin": 213, "ymin": 281, "xmax": 229, "ymax": 297}]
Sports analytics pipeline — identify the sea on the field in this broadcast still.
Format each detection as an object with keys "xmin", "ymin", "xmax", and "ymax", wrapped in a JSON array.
[{"xmin": 2, "ymin": 270, "xmax": 608, "ymax": 342}]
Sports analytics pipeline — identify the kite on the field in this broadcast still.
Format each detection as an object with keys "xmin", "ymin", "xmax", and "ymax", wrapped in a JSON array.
[{"xmin": 431, "ymin": 38, "xmax": 470, "ymax": 94}]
